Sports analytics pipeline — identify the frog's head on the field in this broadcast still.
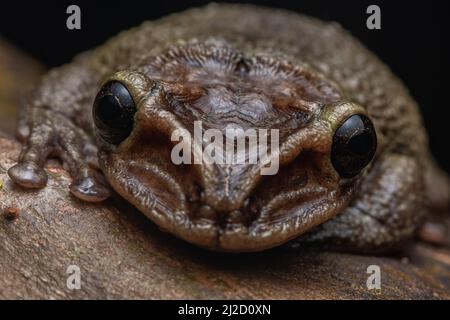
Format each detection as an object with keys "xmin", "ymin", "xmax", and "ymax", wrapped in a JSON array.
[{"xmin": 93, "ymin": 44, "xmax": 377, "ymax": 251}]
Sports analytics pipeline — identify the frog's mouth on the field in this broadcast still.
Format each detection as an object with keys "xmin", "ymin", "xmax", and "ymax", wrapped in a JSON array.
[{"xmin": 98, "ymin": 148, "xmax": 355, "ymax": 252}]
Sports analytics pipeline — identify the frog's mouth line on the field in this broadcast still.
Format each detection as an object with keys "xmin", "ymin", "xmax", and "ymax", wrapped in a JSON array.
[{"xmin": 99, "ymin": 151, "xmax": 354, "ymax": 252}]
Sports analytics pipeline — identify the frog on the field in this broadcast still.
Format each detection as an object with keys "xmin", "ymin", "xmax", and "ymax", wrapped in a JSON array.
[{"xmin": 7, "ymin": 4, "xmax": 450, "ymax": 252}]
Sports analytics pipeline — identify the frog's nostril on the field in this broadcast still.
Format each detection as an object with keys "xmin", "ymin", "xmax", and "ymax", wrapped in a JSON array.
[
  {"xmin": 196, "ymin": 204, "xmax": 218, "ymax": 221},
  {"xmin": 187, "ymin": 183, "xmax": 203, "ymax": 204}
]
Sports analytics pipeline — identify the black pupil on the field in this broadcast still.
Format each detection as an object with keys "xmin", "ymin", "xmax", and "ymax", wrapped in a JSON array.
[
  {"xmin": 93, "ymin": 81, "xmax": 136, "ymax": 145},
  {"xmin": 331, "ymin": 114, "xmax": 377, "ymax": 178},
  {"xmin": 96, "ymin": 94, "xmax": 123, "ymax": 122},
  {"xmin": 348, "ymin": 130, "xmax": 373, "ymax": 156}
]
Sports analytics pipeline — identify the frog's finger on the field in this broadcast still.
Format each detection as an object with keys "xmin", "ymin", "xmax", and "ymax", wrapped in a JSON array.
[
  {"xmin": 54, "ymin": 116, "xmax": 111, "ymax": 203},
  {"xmin": 69, "ymin": 174, "xmax": 111, "ymax": 203},
  {"xmin": 8, "ymin": 112, "xmax": 53, "ymax": 188}
]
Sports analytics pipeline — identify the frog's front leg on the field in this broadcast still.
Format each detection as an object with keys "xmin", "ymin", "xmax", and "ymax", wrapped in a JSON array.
[
  {"xmin": 8, "ymin": 105, "xmax": 110, "ymax": 202},
  {"xmin": 301, "ymin": 154, "xmax": 426, "ymax": 253}
]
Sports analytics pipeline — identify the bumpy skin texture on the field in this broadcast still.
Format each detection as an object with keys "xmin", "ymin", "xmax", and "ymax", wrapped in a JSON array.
[{"xmin": 8, "ymin": 4, "xmax": 450, "ymax": 252}]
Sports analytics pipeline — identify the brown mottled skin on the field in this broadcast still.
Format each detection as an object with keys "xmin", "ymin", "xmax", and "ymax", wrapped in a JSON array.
[{"xmin": 7, "ymin": 4, "xmax": 450, "ymax": 252}]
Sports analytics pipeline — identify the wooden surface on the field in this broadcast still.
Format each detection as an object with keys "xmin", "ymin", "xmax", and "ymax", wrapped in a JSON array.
[{"xmin": 0, "ymin": 38, "xmax": 449, "ymax": 300}]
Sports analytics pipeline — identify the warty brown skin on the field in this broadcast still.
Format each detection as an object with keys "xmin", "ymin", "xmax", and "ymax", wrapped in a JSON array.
[{"xmin": 7, "ymin": 4, "xmax": 450, "ymax": 252}]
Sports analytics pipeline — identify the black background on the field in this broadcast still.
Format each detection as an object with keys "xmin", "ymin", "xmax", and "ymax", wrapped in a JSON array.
[{"xmin": 0, "ymin": 0, "xmax": 449, "ymax": 172}]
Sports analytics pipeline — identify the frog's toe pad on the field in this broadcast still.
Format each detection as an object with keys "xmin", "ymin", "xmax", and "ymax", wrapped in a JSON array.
[
  {"xmin": 70, "ymin": 177, "xmax": 111, "ymax": 203},
  {"xmin": 8, "ymin": 162, "xmax": 48, "ymax": 189}
]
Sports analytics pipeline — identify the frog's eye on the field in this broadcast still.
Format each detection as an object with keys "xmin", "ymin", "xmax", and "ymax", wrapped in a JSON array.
[
  {"xmin": 331, "ymin": 114, "xmax": 377, "ymax": 178},
  {"xmin": 93, "ymin": 81, "xmax": 137, "ymax": 145}
]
